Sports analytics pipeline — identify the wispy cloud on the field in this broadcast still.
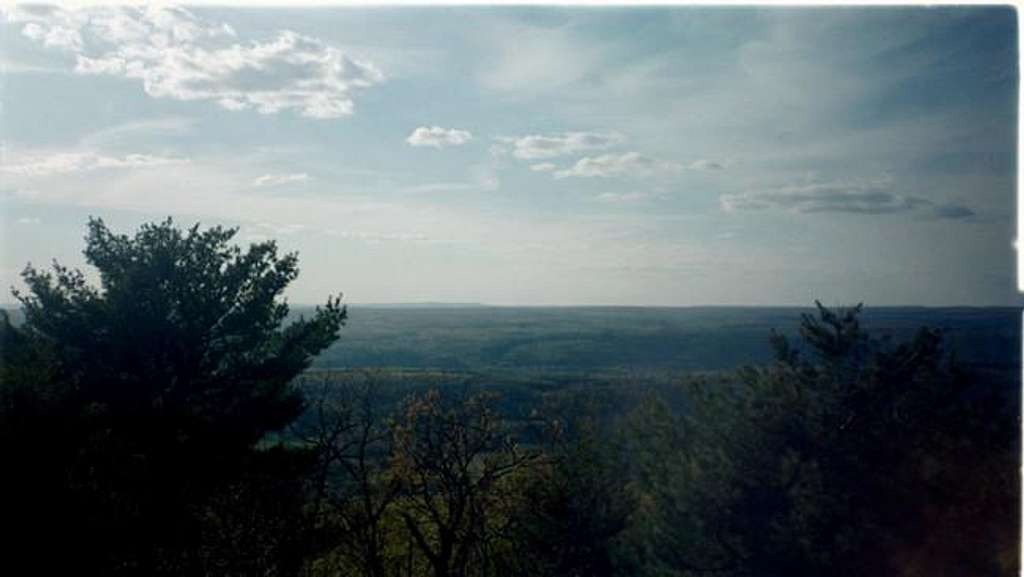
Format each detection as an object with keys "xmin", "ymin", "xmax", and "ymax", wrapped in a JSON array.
[
  {"xmin": 0, "ymin": 151, "xmax": 187, "ymax": 176},
  {"xmin": 326, "ymin": 229, "xmax": 430, "ymax": 244},
  {"xmin": 5, "ymin": 6, "xmax": 384, "ymax": 118},
  {"xmin": 401, "ymin": 171, "xmax": 500, "ymax": 194},
  {"xmin": 406, "ymin": 126, "xmax": 473, "ymax": 148},
  {"xmin": 495, "ymin": 131, "xmax": 623, "ymax": 160},
  {"xmin": 595, "ymin": 191, "xmax": 659, "ymax": 204},
  {"xmin": 930, "ymin": 204, "xmax": 975, "ymax": 220},
  {"xmin": 254, "ymin": 222, "xmax": 306, "ymax": 236},
  {"xmin": 475, "ymin": 18, "xmax": 607, "ymax": 97},
  {"xmin": 687, "ymin": 159, "xmax": 725, "ymax": 170},
  {"xmin": 721, "ymin": 179, "xmax": 975, "ymax": 220},
  {"xmin": 554, "ymin": 151, "xmax": 677, "ymax": 179},
  {"xmin": 252, "ymin": 173, "xmax": 311, "ymax": 187},
  {"xmin": 81, "ymin": 117, "xmax": 197, "ymax": 148},
  {"xmin": 244, "ymin": 222, "xmax": 430, "ymax": 244},
  {"xmin": 529, "ymin": 162, "xmax": 558, "ymax": 172}
]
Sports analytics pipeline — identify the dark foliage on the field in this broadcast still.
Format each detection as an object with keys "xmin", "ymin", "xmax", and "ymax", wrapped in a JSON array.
[
  {"xmin": 0, "ymin": 218, "xmax": 345, "ymax": 575},
  {"xmin": 659, "ymin": 301, "xmax": 1020, "ymax": 577}
]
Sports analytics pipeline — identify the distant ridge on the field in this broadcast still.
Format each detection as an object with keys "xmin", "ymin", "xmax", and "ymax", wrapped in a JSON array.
[
  {"xmin": 289, "ymin": 303, "xmax": 1021, "ymax": 310},
  {"xmin": 344, "ymin": 302, "xmax": 489, "ymax": 309}
]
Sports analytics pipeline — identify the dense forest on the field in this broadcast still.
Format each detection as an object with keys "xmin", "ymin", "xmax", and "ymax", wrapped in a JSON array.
[
  {"xmin": 0, "ymin": 218, "xmax": 1018, "ymax": 576},
  {"xmin": 302, "ymin": 305, "xmax": 1021, "ymax": 374}
]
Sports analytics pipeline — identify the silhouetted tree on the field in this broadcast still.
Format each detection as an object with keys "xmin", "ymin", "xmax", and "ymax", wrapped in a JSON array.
[
  {"xmin": 667, "ymin": 301, "xmax": 1019, "ymax": 577},
  {"xmin": 1, "ymin": 217, "xmax": 345, "ymax": 575},
  {"xmin": 390, "ymin": 389, "xmax": 540, "ymax": 577},
  {"xmin": 301, "ymin": 371, "xmax": 404, "ymax": 577}
]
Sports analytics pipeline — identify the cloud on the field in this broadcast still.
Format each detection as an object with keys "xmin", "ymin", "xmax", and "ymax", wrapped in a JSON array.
[
  {"xmin": 551, "ymin": 152, "xmax": 725, "ymax": 179},
  {"xmin": 493, "ymin": 129, "xmax": 723, "ymax": 180},
  {"xmin": 22, "ymin": 20, "xmax": 83, "ymax": 51},
  {"xmin": 402, "ymin": 171, "xmax": 499, "ymax": 194},
  {"xmin": 475, "ymin": 18, "xmax": 607, "ymax": 97},
  {"xmin": 5, "ymin": 6, "xmax": 384, "ymax": 119},
  {"xmin": 720, "ymin": 179, "xmax": 975, "ymax": 220},
  {"xmin": 252, "ymin": 172, "xmax": 311, "ymax": 187},
  {"xmin": 687, "ymin": 159, "xmax": 725, "ymax": 170},
  {"xmin": 326, "ymin": 230, "xmax": 429, "ymax": 243},
  {"xmin": 406, "ymin": 126, "xmax": 473, "ymax": 148},
  {"xmin": 81, "ymin": 117, "xmax": 197, "ymax": 148},
  {"xmin": 595, "ymin": 191, "xmax": 658, "ymax": 204},
  {"xmin": 554, "ymin": 151, "xmax": 671, "ymax": 179},
  {"xmin": 0, "ymin": 151, "xmax": 188, "ymax": 176},
  {"xmin": 495, "ymin": 131, "xmax": 624, "ymax": 160},
  {"xmin": 929, "ymin": 203, "xmax": 975, "ymax": 220},
  {"xmin": 15, "ymin": 217, "xmax": 41, "ymax": 225},
  {"xmin": 254, "ymin": 222, "xmax": 306, "ymax": 236},
  {"xmin": 477, "ymin": 174, "xmax": 500, "ymax": 191}
]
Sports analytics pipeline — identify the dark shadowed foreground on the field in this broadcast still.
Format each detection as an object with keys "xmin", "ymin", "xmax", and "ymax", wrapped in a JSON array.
[{"xmin": 1, "ymin": 219, "xmax": 1018, "ymax": 577}]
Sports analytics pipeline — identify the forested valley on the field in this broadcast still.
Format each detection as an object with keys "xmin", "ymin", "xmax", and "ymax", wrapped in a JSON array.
[{"xmin": 1, "ymin": 219, "xmax": 1018, "ymax": 577}]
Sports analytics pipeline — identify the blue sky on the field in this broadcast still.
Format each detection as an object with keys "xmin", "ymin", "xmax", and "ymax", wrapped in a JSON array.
[{"xmin": 0, "ymin": 5, "xmax": 1018, "ymax": 306}]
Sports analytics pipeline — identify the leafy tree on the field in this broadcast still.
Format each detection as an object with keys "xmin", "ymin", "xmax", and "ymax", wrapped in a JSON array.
[
  {"xmin": 504, "ymin": 407, "xmax": 634, "ymax": 577},
  {"xmin": 670, "ymin": 301, "xmax": 1019, "ymax": 577},
  {"xmin": 390, "ymin": 389, "xmax": 540, "ymax": 577},
  {"xmin": 301, "ymin": 371, "xmax": 404, "ymax": 577},
  {"xmin": 618, "ymin": 390, "xmax": 745, "ymax": 576},
  {"xmin": 1, "ymin": 217, "xmax": 345, "ymax": 575}
]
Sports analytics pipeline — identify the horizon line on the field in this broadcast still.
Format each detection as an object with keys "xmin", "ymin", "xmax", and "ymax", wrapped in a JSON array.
[{"xmin": 2, "ymin": 301, "xmax": 1021, "ymax": 309}]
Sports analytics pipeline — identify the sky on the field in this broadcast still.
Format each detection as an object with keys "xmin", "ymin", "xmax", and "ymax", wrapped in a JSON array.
[{"xmin": 0, "ymin": 4, "xmax": 1019, "ymax": 306}]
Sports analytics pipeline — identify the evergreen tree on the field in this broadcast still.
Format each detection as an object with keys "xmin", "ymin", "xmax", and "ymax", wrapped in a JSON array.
[
  {"xmin": 1, "ymin": 217, "xmax": 345, "ymax": 575},
  {"xmin": 672, "ymin": 302, "xmax": 1018, "ymax": 577}
]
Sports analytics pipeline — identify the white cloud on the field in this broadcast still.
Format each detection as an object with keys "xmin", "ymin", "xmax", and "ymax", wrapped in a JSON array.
[
  {"xmin": 595, "ymin": 191, "xmax": 657, "ymax": 204},
  {"xmin": 406, "ymin": 126, "xmax": 473, "ymax": 148},
  {"xmin": 255, "ymin": 222, "xmax": 306, "ymax": 236},
  {"xmin": 721, "ymin": 178, "xmax": 975, "ymax": 219},
  {"xmin": 252, "ymin": 172, "xmax": 311, "ymax": 187},
  {"xmin": 496, "ymin": 131, "xmax": 623, "ymax": 160},
  {"xmin": 687, "ymin": 159, "xmax": 725, "ymax": 170},
  {"xmin": 401, "ymin": 182, "xmax": 475, "ymax": 194},
  {"xmin": 493, "ymin": 129, "xmax": 723, "ymax": 180},
  {"xmin": 326, "ymin": 230, "xmax": 429, "ymax": 243},
  {"xmin": 554, "ymin": 152, "xmax": 664, "ymax": 179},
  {"xmin": 5, "ymin": 6, "xmax": 384, "ymax": 119},
  {"xmin": 15, "ymin": 217, "xmax": 41, "ymax": 225},
  {"xmin": 22, "ymin": 21, "xmax": 83, "ymax": 51},
  {"xmin": 551, "ymin": 152, "xmax": 726, "ymax": 179},
  {"xmin": 0, "ymin": 151, "xmax": 187, "ymax": 177}
]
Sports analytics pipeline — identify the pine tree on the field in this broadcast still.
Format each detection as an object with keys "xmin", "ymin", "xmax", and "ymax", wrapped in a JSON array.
[{"xmin": 1, "ymin": 217, "xmax": 346, "ymax": 575}]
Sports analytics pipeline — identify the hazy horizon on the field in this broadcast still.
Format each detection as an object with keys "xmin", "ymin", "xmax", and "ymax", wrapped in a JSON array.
[
  {"xmin": 1, "ymin": 5, "xmax": 1019, "ymax": 307},
  {"xmin": 2, "ymin": 299, "xmax": 1019, "ymax": 310}
]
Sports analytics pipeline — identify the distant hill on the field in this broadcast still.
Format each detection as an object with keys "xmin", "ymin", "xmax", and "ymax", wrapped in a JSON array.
[
  {"xmin": 296, "ymin": 305, "xmax": 1021, "ymax": 374},
  {"xmin": 7, "ymin": 304, "xmax": 1018, "ymax": 375},
  {"xmin": 345, "ymin": 302, "xmax": 488, "ymax": 309}
]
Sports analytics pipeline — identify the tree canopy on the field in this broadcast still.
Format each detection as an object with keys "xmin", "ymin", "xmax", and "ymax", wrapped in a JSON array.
[
  {"xmin": 632, "ymin": 301, "xmax": 1019, "ymax": 577},
  {"xmin": 2, "ymin": 217, "xmax": 345, "ymax": 575}
]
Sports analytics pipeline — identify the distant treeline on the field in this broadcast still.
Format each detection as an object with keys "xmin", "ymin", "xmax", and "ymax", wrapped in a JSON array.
[
  {"xmin": 295, "ymin": 305, "xmax": 1022, "ymax": 373},
  {"xmin": 6, "ymin": 304, "xmax": 1018, "ymax": 373}
]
